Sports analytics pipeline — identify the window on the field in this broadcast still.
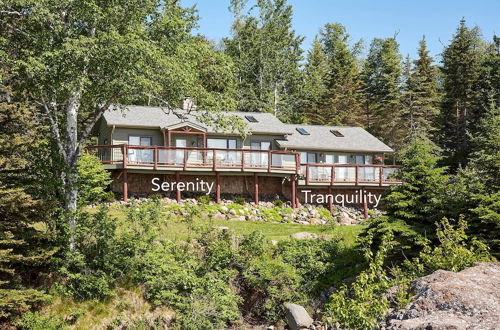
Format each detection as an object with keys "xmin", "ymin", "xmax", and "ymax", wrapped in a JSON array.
[
  {"xmin": 245, "ymin": 115, "xmax": 258, "ymax": 123},
  {"xmin": 331, "ymin": 130, "xmax": 344, "ymax": 137},
  {"xmin": 296, "ymin": 127, "xmax": 310, "ymax": 135},
  {"xmin": 300, "ymin": 152, "xmax": 317, "ymax": 164},
  {"xmin": 128, "ymin": 135, "xmax": 153, "ymax": 163},
  {"xmin": 251, "ymin": 141, "xmax": 271, "ymax": 150},
  {"xmin": 207, "ymin": 138, "xmax": 237, "ymax": 149}
]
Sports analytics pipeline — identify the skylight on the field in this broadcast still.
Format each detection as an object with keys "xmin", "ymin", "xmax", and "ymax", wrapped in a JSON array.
[
  {"xmin": 245, "ymin": 115, "xmax": 258, "ymax": 123},
  {"xmin": 331, "ymin": 130, "xmax": 344, "ymax": 137},
  {"xmin": 296, "ymin": 127, "xmax": 310, "ymax": 135}
]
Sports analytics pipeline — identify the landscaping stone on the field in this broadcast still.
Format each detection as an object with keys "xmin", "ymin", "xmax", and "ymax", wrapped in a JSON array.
[
  {"xmin": 229, "ymin": 216, "xmax": 246, "ymax": 221},
  {"xmin": 284, "ymin": 303, "xmax": 314, "ymax": 330},
  {"xmin": 290, "ymin": 232, "xmax": 319, "ymax": 240}
]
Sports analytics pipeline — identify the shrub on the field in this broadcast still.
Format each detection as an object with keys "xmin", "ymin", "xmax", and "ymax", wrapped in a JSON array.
[
  {"xmin": 259, "ymin": 207, "xmax": 283, "ymax": 222},
  {"xmin": 198, "ymin": 195, "xmax": 212, "ymax": 205},
  {"xmin": 16, "ymin": 312, "xmax": 65, "ymax": 330},
  {"xmin": 273, "ymin": 199, "xmax": 284, "ymax": 207},
  {"xmin": 77, "ymin": 153, "xmax": 112, "ymax": 206},
  {"xmin": 234, "ymin": 196, "xmax": 246, "ymax": 205}
]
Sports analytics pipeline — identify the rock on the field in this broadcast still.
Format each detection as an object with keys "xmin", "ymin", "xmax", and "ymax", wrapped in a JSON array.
[
  {"xmin": 384, "ymin": 262, "xmax": 500, "ymax": 330},
  {"xmin": 220, "ymin": 206, "xmax": 228, "ymax": 212},
  {"xmin": 213, "ymin": 226, "xmax": 229, "ymax": 231},
  {"xmin": 229, "ymin": 216, "xmax": 246, "ymax": 221},
  {"xmin": 284, "ymin": 303, "xmax": 314, "ymax": 330},
  {"xmin": 290, "ymin": 232, "xmax": 318, "ymax": 240},
  {"xmin": 211, "ymin": 212, "xmax": 226, "ymax": 220}
]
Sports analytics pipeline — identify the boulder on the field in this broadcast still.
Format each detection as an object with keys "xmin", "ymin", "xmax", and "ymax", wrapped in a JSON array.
[
  {"xmin": 213, "ymin": 226, "xmax": 229, "ymax": 232},
  {"xmin": 229, "ymin": 216, "xmax": 246, "ymax": 221},
  {"xmin": 290, "ymin": 232, "xmax": 318, "ymax": 240},
  {"xmin": 384, "ymin": 262, "xmax": 500, "ymax": 330},
  {"xmin": 284, "ymin": 303, "xmax": 314, "ymax": 330},
  {"xmin": 211, "ymin": 212, "xmax": 226, "ymax": 220}
]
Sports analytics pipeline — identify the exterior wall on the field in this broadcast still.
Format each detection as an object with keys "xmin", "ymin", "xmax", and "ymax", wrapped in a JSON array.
[
  {"xmin": 112, "ymin": 127, "xmax": 164, "ymax": 146},
  {"xmin": 110, "ymin": 171, "xmax": 385, "ymax": 207},
  {"xmin": 292, "ymin": 150, "xmax": 380, "ymax": 165},
  {"xmin": 243, "ymin": 134, "xmax": 286, "ymax": 150},
  {"xmin": 111, "ymin": 172, "xmax": 288, "ymax": 200},
  {"xmin": 97, "ymin": 120, "xmax": 112, "ymax": 145}
]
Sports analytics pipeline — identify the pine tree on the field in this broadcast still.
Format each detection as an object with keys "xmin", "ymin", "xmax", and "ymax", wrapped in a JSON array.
[
  {"xmin": 0, "ymin": 70, "xmax": 54, "ymax": 319},
  {"xmin": 304, "ymin": 23, "xmax": 363, "ymax": 126},
  {"xmin": 439, "ymin": 19, "xmax": 485, "ymax": 169},
  {"xmin": 362, "ymin": 37, "xmax": 404, "ymax": 150},
  {"xmin": 303, "ymin": 37, "xmax": 329, "ymax": 124},
  {"xmin": 401, "ymin": 38, "xmax": 440, "ymax": 144},
  {"xmin": 225, "ymin": 0, "xmax": 304, "ymax": 121}
]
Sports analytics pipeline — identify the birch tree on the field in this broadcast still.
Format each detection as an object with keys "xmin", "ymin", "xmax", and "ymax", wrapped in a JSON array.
[{"xmin": 0, "ymin": 0, "xmax": 236, "ymax": 248}]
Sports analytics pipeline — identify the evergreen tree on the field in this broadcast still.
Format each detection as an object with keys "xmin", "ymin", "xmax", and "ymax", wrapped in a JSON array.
[
  {"xmin": 302, "ymin": 38, "xmax": 329, "ymax": 124},
  {"xmin": 362, "ymin": 37, "xmax": 404, "ymax": 150},
  {"xmin": 478, "ymin": 35, "xmax": 500, "ymax": 111},
  {"xmin": 304, "ymin": 23, "xmax": 363, "ymax": 126},
  {"xmin": 0, "ymin": 70, "xmax": 55, "ymax": 319},
  {"xmin": 224, "ymin": 0, "xmax": 304, "ymax": 121},
  {"xmin": 438, "ymin": 19, "xmax": 485, "ymax": 169},
  {"xmin": 401, "ymin": 38, "xmax": 440, "ymax": 144},
  {"xmin": 359, "ymin": 137, "xmax": 449, "ymax": 258}
]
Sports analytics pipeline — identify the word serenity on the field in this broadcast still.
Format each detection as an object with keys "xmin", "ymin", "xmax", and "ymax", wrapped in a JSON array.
[
  {"xmin": 302, "ymin": 189, "xmax": 382, "ymax": 207},
  {"xmin": 152, "ymin": 177, "xmax": 214, "ymax": 195}
]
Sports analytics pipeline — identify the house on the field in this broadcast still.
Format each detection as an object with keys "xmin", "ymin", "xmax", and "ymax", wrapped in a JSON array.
[{"xmin": 90, "ymin": 104, "xmax": 401, "ymax": 214}]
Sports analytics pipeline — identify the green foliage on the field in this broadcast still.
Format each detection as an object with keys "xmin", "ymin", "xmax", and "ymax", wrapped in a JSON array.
[
  {"xmin": 324, "ymin": 218, "xmax": 493, "ymax": 329},
  {"xmin": 15, "ymin": 311, "xmax": 65, "ymax": 330},
  {"xmin": 234, "ymin": 196, "xmax": 246, "ymax": 205},
  {"xmin": 259, "ymin": 206, "xmax": 283, "ymax": 222},
  {"xmin": 360, "ymin": 139, "xmax": 449, "ymax": 258},
  {"xmin": 272, "ymin": 199, "xmax": 284, "ymax": 207},
  {"xmin": 77, "ymin": 153, "xmax": 112, "ymax": 207},
  {"xmin": 197, "ymin": 195, "xmax": 212, "ymax": 205}
]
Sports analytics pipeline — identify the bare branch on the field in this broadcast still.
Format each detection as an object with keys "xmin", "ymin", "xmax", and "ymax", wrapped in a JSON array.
[
  {"xmin": 145, "ymin": 93, "xmax": 175, "ymax": 115},
  {"xmin": 0, "ymin": 10, "xmax": 23, "ymax": 16}
]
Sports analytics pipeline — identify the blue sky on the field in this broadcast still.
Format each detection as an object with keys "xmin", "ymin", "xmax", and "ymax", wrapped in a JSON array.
[{"xmin": 181, "ymin": 0, "xmax": 499, "ymax": 61}]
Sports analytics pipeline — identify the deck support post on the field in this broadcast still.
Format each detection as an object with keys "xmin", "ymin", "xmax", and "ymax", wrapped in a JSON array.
[
  {"xmin": 215, "ymin": 172, "xmax": 221, "ymax": 203},
  {"xmin": 290, "ymin": 175, "xmax": 296, "ymax": 208},
  {"xmin": 328, "ymin": 186, "xmax": 333, "ymax": 215},
  {"xmin": 363, "ymin": 188, "xmax": 368, "ymax": 220},
  {"xmin": 123, "ymin": 169, "xmax": 128, "ymax": 202},
  {"xmin": 175, "ymin": 171, "xmax": 181, "ymax": 203},
  {"xmin": 254, "ymin": 173, "xmax": 259, "ymax": 205}
]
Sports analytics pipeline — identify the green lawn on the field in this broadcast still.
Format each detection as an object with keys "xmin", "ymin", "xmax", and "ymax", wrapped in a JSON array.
[{"xmin": 102, "ymin": 205, "xmax": 363, "ymax": 247}]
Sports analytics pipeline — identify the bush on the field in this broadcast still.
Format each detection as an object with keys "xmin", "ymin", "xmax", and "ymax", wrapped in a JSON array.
[
  {"xmin": 77, "ymin": 153, "xmax": 112, "ymax": 206},
  {"xmin": 16, "ymin": 312, "xmax": 65, "ymax": 330},
  {"xmin": 273, "ymin": 199, "xmax": 284, "ymax": 207},
  {"xmin": 234, "ymin": 196, "xmax": 246, "ymax": 205},
  {"xmin": 198, "ymin": 195, "xmax": 212, "ymax": 204}
]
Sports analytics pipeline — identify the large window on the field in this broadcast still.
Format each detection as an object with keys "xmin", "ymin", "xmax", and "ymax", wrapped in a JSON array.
[
  {"xmin": 207, "ymin": 138, "xmax": 237, "ymax": 149},
  {"xmin": 128, "ymin": 135, "xmax": 153, "ymax": 163}
]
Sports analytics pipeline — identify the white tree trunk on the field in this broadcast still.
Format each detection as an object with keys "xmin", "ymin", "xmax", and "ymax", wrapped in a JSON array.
[{"xmin": 65, "ymin": 91, "xmax": 81, "ymax": 250}]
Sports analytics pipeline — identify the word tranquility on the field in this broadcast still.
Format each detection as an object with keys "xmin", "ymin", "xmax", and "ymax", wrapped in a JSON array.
[
  {"xmin": 302, "ymin": 189, "xmax": 382, "ymax": 207},
  {"xmin": 152, "ymin": 177, "xmax": 214, "ymax": 195}
]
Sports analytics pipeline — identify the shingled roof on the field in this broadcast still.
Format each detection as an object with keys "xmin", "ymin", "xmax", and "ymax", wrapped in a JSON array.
[
  {"xmin": 102, "ymin": 105, "xmax": 294, "ymax": 135},
  {"xmin": 276, "ymin": 124, "xmax": 393, "ymax": 153},
  {"xmin": 101, "ymin": 105, "xmax": 393, "ymax": 153}
]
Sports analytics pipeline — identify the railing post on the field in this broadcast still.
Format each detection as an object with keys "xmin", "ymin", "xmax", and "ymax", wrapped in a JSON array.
[
  {"xmin": 123, "ymin": 169, "xmax": 128, "ymax": 202},
  {"xmin": 330, "ymin": 165, "xmax": 335, "ymax": 185},
  {"xmin": 122, "ymin": 145, "xmax": 128, "ymax": 168},
  {"xmin": 215, "ymin": 172, "xmax": 221, "ymax": 203},
  {"xmin": 295, "ymin": 154, "xmax": 300, "ymax": 173},
  {"xmin": 213, "ymin": 150, "xmax": 217, "ymax": 171},
  {"xmin": 267, "ymin": 151, "xmax": 271, "ymax": 172},
  {"xmin": 355, "ymin": 165, "xmax": 358, "ymax": 185},
  {"xmin": 183, "ymin": 149, "xmax": 188, "ymax": 171},
  {"xmin": 291, "ymin": 174, "xmax": 296, "ymax": 209},
  {"xmin": 254, "ymin": 173, "xmax": 259, "ymax": 205},
  {"xmin": 305, "ymin": 165, "xmax": 310, "ymax": 185},
  {"xmin": 379, "ymin": 166, "xmax": 383, "ymax": 186},
  {"xmin": 153, "ymin": 147, "xmax": 158, "ymax": 170},
  {"xmin": 241, "ymin": 150, "xmax": 245, "ymax": 171}
]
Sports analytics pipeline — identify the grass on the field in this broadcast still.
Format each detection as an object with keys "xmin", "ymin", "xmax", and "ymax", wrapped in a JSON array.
[{"xmin": 101, "ymin": 204, "xmax": 363, "ymax": 247}]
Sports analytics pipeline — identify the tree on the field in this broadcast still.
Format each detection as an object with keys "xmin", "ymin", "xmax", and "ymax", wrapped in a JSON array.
[
  {"xmin": 0, "ymin": 0, "xmax": 237, "ymax": 248},
  {"xmin": 359, "ymin": 138, "xmax": 449, "ymax": 258},
  {"xmin": 304, "ymin": 23, "xmax": 363, "ymax": 126},
  {"xmin": 224, "ymin": 0, "xmax": 304, "ymax": 121},
  {"xmin": 0, "ymin": 69, "xmax": 55, "ymax": 319},
  {"xmin": 362, "ymin": 37, "xmax": 404, "ymax": 150},
  {"xmin": 401, "ymin": 38, "xmax": 440, "ymax": 144},
  {"xmin": 438, "ymin": 19, "xmax": 485, "ymax": 169}
]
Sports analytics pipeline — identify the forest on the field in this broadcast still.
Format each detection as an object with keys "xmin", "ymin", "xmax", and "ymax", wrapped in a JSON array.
[{"xmin": 0, "ymin": 0, "xmax": 499, "ymax": 329}]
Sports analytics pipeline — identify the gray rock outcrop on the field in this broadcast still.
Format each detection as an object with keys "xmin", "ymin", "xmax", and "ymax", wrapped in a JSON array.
[
  {"xmin": 384, "ymin": 262, "xmax": 500, "ymax": 330},
  {"xmin": 284, "ymin": 303, "xmax": 314, "ymax": 330}
]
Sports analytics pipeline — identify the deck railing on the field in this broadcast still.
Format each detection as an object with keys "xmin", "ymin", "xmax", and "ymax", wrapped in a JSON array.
[
  {"xmin": 302, "ymin": 163, "xmax": 402, "ymax": 186},
  {"xmin": 86, "ymin": 144, "xmax": 402, "ymax": 185},
  {"xmin": 86, "ymin": 144, "xmax": 301, "ymax": 172}
]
